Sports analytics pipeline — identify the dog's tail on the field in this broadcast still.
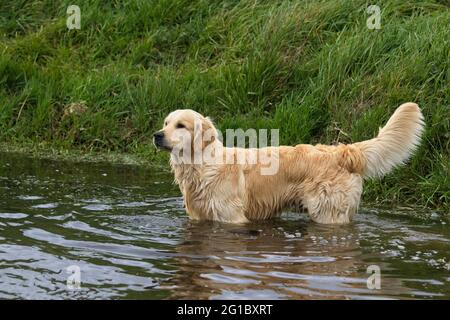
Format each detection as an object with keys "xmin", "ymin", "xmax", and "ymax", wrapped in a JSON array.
[{"xmin": 353, "ymin": 102, "xmax": 425, "ymax": 179}]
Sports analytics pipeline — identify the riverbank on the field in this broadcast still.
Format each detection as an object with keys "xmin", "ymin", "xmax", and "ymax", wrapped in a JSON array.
[
  {"xmin": 0, "ymin": 142, "xmax": 167, "ymax": 168},
  {"xmin": 1, "ymin": 0, "xmax": 448, "ymax": 211}
]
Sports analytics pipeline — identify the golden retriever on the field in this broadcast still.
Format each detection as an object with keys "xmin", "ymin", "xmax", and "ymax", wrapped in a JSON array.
[{"xmin": 153, "ymin": 103, "xmax": 424, "ymax": 224}]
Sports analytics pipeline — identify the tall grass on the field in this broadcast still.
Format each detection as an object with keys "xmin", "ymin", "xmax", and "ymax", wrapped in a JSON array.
[{"xmin": 0, "ymin": 0, "xmax": 448, "ymax": 210}]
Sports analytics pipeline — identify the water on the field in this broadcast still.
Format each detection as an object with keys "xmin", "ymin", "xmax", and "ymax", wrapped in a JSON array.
[{"xmin": 0, "ymin": 152, "xmax": 448, "ymax": 300}]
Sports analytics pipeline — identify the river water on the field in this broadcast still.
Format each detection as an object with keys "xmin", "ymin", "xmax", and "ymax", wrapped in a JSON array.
[{"xmin": 0, "ymin": 152, "xmax": 448, "ymax": 299}]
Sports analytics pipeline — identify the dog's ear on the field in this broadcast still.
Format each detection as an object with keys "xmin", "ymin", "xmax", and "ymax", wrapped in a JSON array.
[
  {"xmin": 201, "ymin": 117, "xmax": 217, "ymax": 149},
  {"xmin": 193, "ymin": 116, "xmax": 218, "ymax": 152}
]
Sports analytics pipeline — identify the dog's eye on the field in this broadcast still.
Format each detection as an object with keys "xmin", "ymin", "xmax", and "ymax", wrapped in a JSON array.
[{"xmin": 176, "ymin": 123, "xmax": 185, "ymax": 129}]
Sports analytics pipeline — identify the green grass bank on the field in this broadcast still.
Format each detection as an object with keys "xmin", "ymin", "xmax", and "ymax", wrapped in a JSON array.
[{"xmin": 0, "ymin": 0, "xmax": 449, "ymax": 211}]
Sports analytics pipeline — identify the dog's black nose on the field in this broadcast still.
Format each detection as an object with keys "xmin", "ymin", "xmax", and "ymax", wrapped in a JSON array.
[
  {"xmin": 153, "ymin": 131, "xmax": 164, "ymax": 139},
  {"xmin": 153, "ymin": 131, "xmax": 165, "ymax": 148}
]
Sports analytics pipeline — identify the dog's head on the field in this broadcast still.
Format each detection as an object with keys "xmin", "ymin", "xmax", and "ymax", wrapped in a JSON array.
[{"xmin": 153, "ymin": 109, "xmax": 218, "ymax": 156}]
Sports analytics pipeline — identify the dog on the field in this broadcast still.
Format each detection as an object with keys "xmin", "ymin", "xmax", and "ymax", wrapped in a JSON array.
[{"xmin": 153, "ymin": 102, "xmax": 424, "ymax": 224}]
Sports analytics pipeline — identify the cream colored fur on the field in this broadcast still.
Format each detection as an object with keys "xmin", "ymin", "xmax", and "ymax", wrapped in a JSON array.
[{"xmin": 155, "ymin": 103, "xmax": 424, "ymax": 224}]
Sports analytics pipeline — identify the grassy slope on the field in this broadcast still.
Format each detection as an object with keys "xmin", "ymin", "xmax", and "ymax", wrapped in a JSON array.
[{"xmin": 0, "ymin": 0, "xmax": 448, "ymax": 210}]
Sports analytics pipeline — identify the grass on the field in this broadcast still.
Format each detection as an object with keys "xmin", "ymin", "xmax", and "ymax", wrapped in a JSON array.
[{"xmin": 0, "ymin": 0, "xmax": 448, "ymax": 211}]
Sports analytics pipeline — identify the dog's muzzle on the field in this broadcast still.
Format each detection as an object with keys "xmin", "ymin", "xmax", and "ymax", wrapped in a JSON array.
[{"xmin": 153, "ymin": 131, "xmax": 171, "ymax": 151}]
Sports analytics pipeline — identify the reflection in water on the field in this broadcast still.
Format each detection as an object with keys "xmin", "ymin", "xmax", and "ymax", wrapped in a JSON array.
[
  {"xmin": 166, "ymin": 219, "xmax": 400, "ymax": 299},
  {"xmin": 0, "ymin": 152, "xmax": 449, "ymax": 299}
]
